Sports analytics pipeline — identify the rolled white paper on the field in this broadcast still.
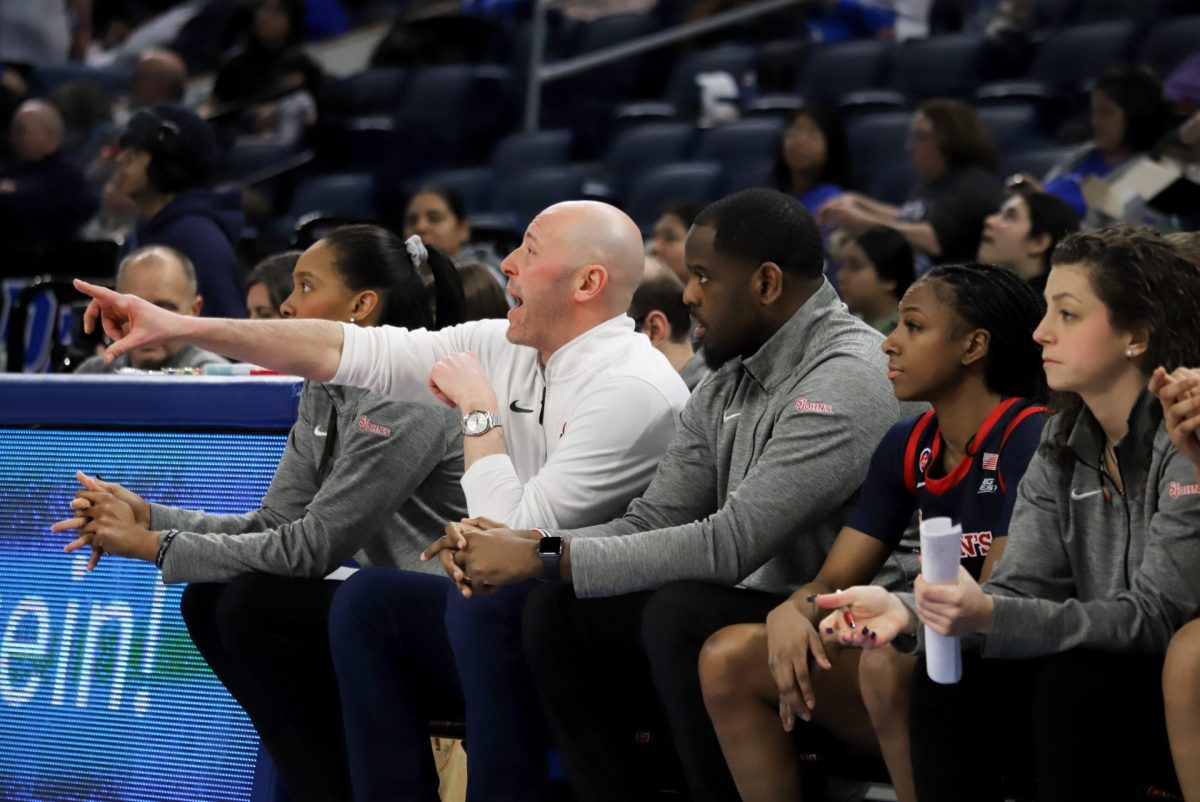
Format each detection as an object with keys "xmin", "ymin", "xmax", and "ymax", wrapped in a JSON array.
[{"xmin": 920, "ymin": 516, "xmax": 963, "ymax": 684}]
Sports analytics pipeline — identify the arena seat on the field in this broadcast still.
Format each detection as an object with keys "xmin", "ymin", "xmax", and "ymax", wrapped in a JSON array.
[
  {"xmin": 489, "ymin": 165, "xmax": 587, "ymax": 232},
  {"xmin": 1138, "ymin": 15, "xmax": 1200, "ymax": 78},
  {"xmin": 602, "ymin": 122, "xmax": 696, "ymax": 200},
  {"xmin": 623, "ymin": 161, "xmax": 723, "ymax": 233},
  {"xmin": 489, "ymin": 129, "xmax": 574, "ymax": 184},
  {"xmin": 888, "ymin": 33, "xmax": 988, "ymax": 99},
  {"xmin": 798, "ymin": 39, "xmax": 893, "ymax": 102},
  {"xmin": 845, "ymin": 111, "xmax": 912, "ymax": 192},
  {"xmin": 694, "ymin": 118, "xmax": 785, "ymax": 176}
]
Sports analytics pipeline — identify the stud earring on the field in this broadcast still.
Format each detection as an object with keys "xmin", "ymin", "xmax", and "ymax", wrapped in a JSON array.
[
  {"xmin": 1126, "ymin": 348, "xmax": 1135, "ymax": 358},
  {"xmin": 349, "ymin": 315, "xmax": 356, "ymax": 324}
]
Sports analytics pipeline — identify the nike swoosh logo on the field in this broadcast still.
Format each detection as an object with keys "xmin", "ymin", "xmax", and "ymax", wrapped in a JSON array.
[
  {"xmin": 723, "ymin": 411, "xmax": 741, "ymax": 422},
  {"xmin": 1071, "ymin": 488, "xmax": 1102, "ymax": 500},
  {"xmin": 314, "ymin": 425, "xmax": 328, "ymax": 437},
  {"xmin": 509, "ymin": 401, "xmax": 533, "ymax": 413}
]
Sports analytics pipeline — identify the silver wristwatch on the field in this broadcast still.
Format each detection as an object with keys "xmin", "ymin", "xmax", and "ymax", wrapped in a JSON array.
[{"xmin": 461, "ymin": 409, "xmax": 503, "ymax": 437}]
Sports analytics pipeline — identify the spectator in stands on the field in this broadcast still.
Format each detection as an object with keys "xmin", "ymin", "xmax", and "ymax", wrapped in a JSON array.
[
  {"xmin": 0, "ymin": 0, "xmax": 87, "ymax": 66},
  {"xmin": 817, "ymin": 227, "xmax": 1200, "ymax": 802},
  {"xmin": 977, "ymin": 190, "xmax": 1078, "ymax": 293},
  {"xmin": 403, "ymin": 184, "xmax": 506, "ymax": 290},
  {"xmin": 629, "ymin": 256, "xmax": 709, "ymax": 389},
  {"xmin": 650, "ymin": 200, "xmax": 704, "ymax": 283},
  {"xmin": 128, "ymin": 48, "xmax": 188, "ymax": 111},
  {"xmin": 1159, "ymin": 366, "xmax": 1200, "ymax": 802},
  {"xmin": 770, "ymin": 104, "xmax": 849, "ymax": 215},
  {"xmin": 701, "ymin": 263, "xmax": 1047, "ymax": 802},
  {"xmin": 76, "ymin": 245, "xmax": 228, "ymax": 373},
  {"xmin": 112, "ymin": 104, "xmax": 247, "ymax": 318},
  {"xmin": 211, "ymin": 0, "xmax": 307, "ymax": 108},
  {"xmin": 56, "ymin": 225, "xmax": 468, "ymax": 802},
  {"xmin": 82, "ymin": 49, "xmax": 188, "ymax": 208},
  {"xmin": 818, "ymin": 98, "xmax": 1003, "ymax": 267},
  {"xmin": 72, "ymin": 199, "xmax": 690, "ymax": 802},
  {"xmin": 456, "ymin": 261, "xmax": 510, "ymax": 321},
  {"xmin": 248, "ymin": 48, "xmax": 322, "ymax": 146},
  {"xmin": 836, "ymin": 225, "xmax": 915, "ymax": 335},
  {"xmin": 421, "ymin": 189, "xmax": 908, "ymax": 802},
  {"xmin": 0, "ymin": 100, "xmax": 96, "ymax": 245},
  {"xmin": 1030, "ymin": 67, "xmax": 1175, "ymax": 221},
  {"xmin": 246, "ymin": 250, "xmax": 301, "ymax": 319}
]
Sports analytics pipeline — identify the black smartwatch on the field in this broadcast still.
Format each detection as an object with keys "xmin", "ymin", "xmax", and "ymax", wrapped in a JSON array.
[{"xmin": 534, "ymin": 531, "xmax": 564, "ymax": 582}]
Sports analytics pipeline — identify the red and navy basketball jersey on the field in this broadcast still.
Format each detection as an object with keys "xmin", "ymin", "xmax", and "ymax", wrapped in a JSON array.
[{"xmin": 846, "ymin": 397, "xmax": 1048, "ymax": 579}]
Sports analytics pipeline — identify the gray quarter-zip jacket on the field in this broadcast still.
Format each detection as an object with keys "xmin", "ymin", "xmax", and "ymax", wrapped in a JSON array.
[
  {"xmin": 151, "ymin": 381, "xmax": 466, "ymax": 583},
  {"xmin": 557, "ymin": 280, "xmax": 913, "ymax": 598},
  {"xmin": 982, "ymin": 390, "xmax": 1200, "ymax": 658}
]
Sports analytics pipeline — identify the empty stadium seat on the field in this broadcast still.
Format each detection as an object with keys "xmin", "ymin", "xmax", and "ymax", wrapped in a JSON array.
[
  {"xmin": 1034, "ymin": 0, "xmax": 1082, "ymax": 27},
  {"xmin": 1026, "ymin": 20, "xmax": 1137, "ymax": 89},
  {"xmin": 1139, "ymin": 16, "xmax": 1200, "ymax": 78},
  {"xmin": 799, "ymin": 40, "xmax": 893, "ymax": 102},
  {"xmin": 888, "ymin": 34, "xmax": 987, "ymax": 99},
  {"xmin": 845, "ymin": 111, "xmax": 912, "ymax": 192},
  {"xmin": 1079, "ymin": 0, "xmax": 1163, "ymax": 23},
  {"xmin": 868, "ymin": 162, "xmax": 917, "ymax": 206},
  {"xmin": 603, "ymin": 122, "xmax": 695, "ymax": 200},
  {"xmin": 694, "ymin": 118, "xmax": 785, "ymax": 174},
  {"xmin": 623, "ymin": 162, "xmax": 723, "ymax": 233},
  {"xmin": 325, "ymin": 68, "xmax": 407, "ymax": 117},
  {"xmin": 490, "ymin": 129, "xmax": 574, "ymax": 182},
  {"xmin": 289, "ymin": 173, "xmax": 377, "ymax": 218},
  {"xmin": 489, "ymin": 165, "xmax": 587, "ymax": 232},
  {"xmin": 976, "ymin": 104, "xmax": 1049, "ymax": 152},
  {"xmin": 421, "ymin": 167, "xmax": 495, "ymax": 215}
]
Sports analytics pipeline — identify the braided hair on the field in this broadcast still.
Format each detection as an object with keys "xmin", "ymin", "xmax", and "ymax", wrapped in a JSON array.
[{"xmin": 920, "ymin": 262, "xmax": 1048, "ymax": 402}]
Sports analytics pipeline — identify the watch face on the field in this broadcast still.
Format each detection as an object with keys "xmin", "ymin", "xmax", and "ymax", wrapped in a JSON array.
[
  {"xmin": 464, "ymin": 411, "xmax": 489, "ymax": 436},
  {"xmin": 537, "ymin": 536, "xmax": 564, "ymax": 557}
]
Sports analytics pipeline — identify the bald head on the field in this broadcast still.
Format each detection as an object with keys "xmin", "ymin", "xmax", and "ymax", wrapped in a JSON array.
[
  {"xmin": 539, "ymin": 201, "xmax": 646, "ymax": 314},
  {"xmin": 117, "ymin": 245, "xmax": 199, "ymax": 300},
  {"xmin": 131, "ymin": 48, "xmax": 187, "ymax": 107},
  {"xmin": 10, "ymin": 100, "xmax": 64, "ymax": 162},
  {"xmin": 115, "ymin": 246, "xmax": 203, "ymax": 368}
]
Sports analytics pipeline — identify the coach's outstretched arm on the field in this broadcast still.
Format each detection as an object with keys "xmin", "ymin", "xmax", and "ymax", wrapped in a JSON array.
[{"xmin": 75, "ymin": 279, "xmax": 344, "ymax": 381}]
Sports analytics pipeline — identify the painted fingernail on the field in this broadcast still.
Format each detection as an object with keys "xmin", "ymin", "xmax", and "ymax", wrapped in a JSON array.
[
  {"xmin": 805, "ymin": 594, "xmax": 816, "ymax": 602},
  {"xmin": 825, "ymin": 627, "xmax": 834, "ymax": 635},
  {"xmin": 869, "ymin": 632, "xmax": 877, "ymax": 640},
  {"xmin": 861, "ymin": 626, "xmax": 871, "ymax": 635}
]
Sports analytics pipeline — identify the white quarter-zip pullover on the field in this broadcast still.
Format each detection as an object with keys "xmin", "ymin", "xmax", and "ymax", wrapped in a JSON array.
[{"xmin": 333, "ymin": 315, "xmax": 690, "ymax": 529}]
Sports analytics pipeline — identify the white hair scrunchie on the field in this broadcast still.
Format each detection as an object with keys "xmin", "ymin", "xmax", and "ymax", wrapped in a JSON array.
[{"xmin": 404, "ymin": 234, "xmax": 428, "ymax": 270}]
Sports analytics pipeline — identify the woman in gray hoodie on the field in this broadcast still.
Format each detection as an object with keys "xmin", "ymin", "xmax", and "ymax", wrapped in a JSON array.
[
  {"xmin": 55, "ymin": 226, "xmax": 468, "ymax": 802},
  {"xmin": 816, "ymin": 227, "xmax": 1200, "ymax": 801}
]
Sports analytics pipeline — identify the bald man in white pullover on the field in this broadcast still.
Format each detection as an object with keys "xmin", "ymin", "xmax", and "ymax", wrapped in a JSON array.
[{"xmin": 75, "ymin": 202, "xmax": 689, "ymax": 802}]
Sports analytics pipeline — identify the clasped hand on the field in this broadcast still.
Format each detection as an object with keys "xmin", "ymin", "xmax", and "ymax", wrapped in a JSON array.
[
  {"xmin": 51, "ymin": 471, "xmax": 155, "ymax": 569},
  {"xmin": 421, "ymin": 517, "xmax": 542, "ymax": 598}
]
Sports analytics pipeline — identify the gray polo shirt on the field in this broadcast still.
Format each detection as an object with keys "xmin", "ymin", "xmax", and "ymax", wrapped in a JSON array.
[{"xmin": 556, "ymin": 280, "xmax": 911, "ymax": 598}]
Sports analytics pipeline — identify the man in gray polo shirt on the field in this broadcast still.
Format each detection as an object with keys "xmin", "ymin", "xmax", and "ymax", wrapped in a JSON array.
[{"xmin": 427, "ymin": 188, "xmax": 910, "ymax": 801}]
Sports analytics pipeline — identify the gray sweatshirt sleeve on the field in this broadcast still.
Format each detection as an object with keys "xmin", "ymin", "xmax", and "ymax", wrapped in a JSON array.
[
  {"xmin": 158, "ymin": 398, "xmax": 456, "ymax": 583},
  {"xmin": 567, "ymin": 358, "xmax": 894, "ymax": 597},
  {"xmin": 983, "ymin": 444, "xmax": 1200, "ymax": 658},
  {"xmin": 149, "ymin": 389, "xmax": 322, "ymax": 536}
]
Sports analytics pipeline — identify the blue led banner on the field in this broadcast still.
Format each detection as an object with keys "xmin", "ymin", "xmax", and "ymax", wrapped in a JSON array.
[{"xmin": 0, "ymin": 428, "xmax": 288, "ymax": 802}]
